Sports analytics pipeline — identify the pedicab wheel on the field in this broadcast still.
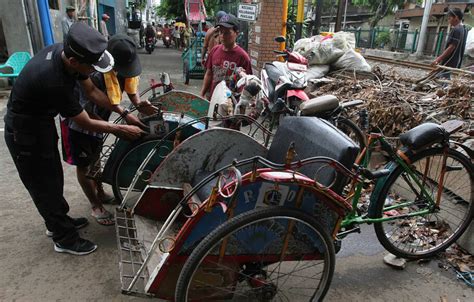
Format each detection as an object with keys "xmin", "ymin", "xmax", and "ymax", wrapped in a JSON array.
[
  {"xmin": 373, "ymin": 147, "xmax": 474, "ymax": 259},
  {"xmin": 175, "ymin": 207, "xmax": 335, "ymax": 302},
  {"xmin": 110, "ymin": 136, "xmax": 164, "ymax": 203},
  {"xmin": 183, "ymin": 62, "xmax": 190, "ymax": 85}
]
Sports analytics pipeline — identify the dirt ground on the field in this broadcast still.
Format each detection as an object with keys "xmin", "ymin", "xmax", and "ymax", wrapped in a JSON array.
[{"xmin": 0, "ymin": 45, "xmax": 472, "ymax": 301}]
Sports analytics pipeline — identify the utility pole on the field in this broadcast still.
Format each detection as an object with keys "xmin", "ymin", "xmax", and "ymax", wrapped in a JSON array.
[
  {"xmin": 313, "ymin": 0, "xmax": 323, "ymax": 35},
  {"xmin": 415, "ymin": 0, "xmax": 433, "ymax": 56},
  {"xmin": 295, "ymin": 0, "xmax": 305, "ymax": 40},
  {"xmin": 334, "ymin": 0, "xmax": 346, "ymax": 32}
]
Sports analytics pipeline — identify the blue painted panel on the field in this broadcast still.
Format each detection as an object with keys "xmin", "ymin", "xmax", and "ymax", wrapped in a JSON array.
[{"xmin": 99, "ymin": 0, "xmax": 116, "ymax": 7}]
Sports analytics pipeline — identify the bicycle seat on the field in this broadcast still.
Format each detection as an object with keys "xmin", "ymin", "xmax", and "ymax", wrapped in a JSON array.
[
  {"xmin": 300, "ymin": 95, "xmax": 339, "ymax": 116},
  {"xmin": 400, "ymin": 123, "xmax": 449, "ymax": 151}
]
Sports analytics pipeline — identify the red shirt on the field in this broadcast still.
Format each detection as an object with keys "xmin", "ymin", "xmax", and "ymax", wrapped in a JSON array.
[{"xmin": 205, "ymin": 44, "xmax": 252, "ymax": 97}]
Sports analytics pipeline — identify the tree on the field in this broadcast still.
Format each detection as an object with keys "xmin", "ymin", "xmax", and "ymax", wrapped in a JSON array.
[{"xmin": 352, "ymin": 0, "xmax": 405, "ymax": 28}]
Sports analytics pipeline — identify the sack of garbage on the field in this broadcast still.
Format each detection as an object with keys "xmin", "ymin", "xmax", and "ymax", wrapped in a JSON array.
[
  {"xmin": 332, "ymin": 31, "xmax": 356, "ymax": 50},
  {"xmin": 466, "ymin": 28, "xmax": 474, "ymax": 58},
  {"xmin": 332, "ymin": 49, "xmax": 372, "ymax": 72},
  {"xmin": 305, "ymin": 65, "xmax": 330, "ymax": 82},
  {"xmin": 294, "ymin": 38, "xmax": 314, "ymax": 58}
]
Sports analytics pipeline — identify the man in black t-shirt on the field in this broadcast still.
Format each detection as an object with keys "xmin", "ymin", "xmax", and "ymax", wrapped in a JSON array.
[
  {"xmin": 4, "ymin": 23, "xmax": 143, "ymax": 256},
  {"xmin": 432, "ymin": 8, "xmax": 468, "ymax": 78}
]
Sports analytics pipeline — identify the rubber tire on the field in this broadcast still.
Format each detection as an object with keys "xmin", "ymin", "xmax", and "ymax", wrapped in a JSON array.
[
  {"xmin": 183, "ymin": 62, "xmax": 190, "ymax": 85},
  {"xmin": 373, "ymin": 147, "xmax": 474, "ymax": 259},
  {"xmin": 110, "ymin": 136, "xmax": 161, "ymax": 202},
  {"xmin": 175, "ymin": 206, "xmax": 336, "ymax": 302},
  {"xmin": 336, "ymin": 118, "xmax": 367, "ymax": 151}
]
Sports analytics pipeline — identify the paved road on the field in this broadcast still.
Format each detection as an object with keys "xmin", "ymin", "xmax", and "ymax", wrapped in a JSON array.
[{"xmin": 0, "ymin": 42, "xmax": 471, "ymax": 301}]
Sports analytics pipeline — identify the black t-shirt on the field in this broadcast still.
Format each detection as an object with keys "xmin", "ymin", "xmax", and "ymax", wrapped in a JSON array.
[
  {"xmin": 7, "ymin": 43, "xmax": 84, "ymax": 119},
  {"xmin": 443, "ymin": 24, "xmax": 468, "ymax": 68}
]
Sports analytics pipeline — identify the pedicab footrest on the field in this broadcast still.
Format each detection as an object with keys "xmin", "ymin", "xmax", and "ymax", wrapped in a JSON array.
[{"xmin": 115, "ymin": 208, "xmax": 150, "ymax": 296}]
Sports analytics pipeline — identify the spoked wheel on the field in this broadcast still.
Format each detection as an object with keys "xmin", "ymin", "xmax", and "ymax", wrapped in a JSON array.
[
  {"xmin": 111, "ymin": 137, "xmax": 170, "ymax": 203},
  {"xmin": 335, "ymin": 118, "xmax": 366, "ymax": 151},
  {"xmin": 374, "ymin": 148, "xmax": 474, "ymax": 259},
  {"xmin": 175, "ymin": 207, "xmax": 335, "ymax": 301}
]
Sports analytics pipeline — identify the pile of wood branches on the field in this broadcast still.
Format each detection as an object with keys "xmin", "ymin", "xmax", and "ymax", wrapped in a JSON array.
[{"xmin": 308, "ymin": 66, "xmax": 473, "ymax": 139}]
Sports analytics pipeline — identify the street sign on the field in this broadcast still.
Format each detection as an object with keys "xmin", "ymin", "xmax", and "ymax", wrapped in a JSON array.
[{"xmin": 238, "ymin": 4, "xmax": 257, "ymax": 22}]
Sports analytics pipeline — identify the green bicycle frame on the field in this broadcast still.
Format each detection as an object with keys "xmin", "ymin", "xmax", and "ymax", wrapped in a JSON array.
[{"xmin": 340, "ymin": 135, "xmax": 439, "ymax": 229}]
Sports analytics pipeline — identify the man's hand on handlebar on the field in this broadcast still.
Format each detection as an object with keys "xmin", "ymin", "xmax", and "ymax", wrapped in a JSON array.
[{"xmin": 137, "ymin": 100, "xmax": 159, "ymax": 116}]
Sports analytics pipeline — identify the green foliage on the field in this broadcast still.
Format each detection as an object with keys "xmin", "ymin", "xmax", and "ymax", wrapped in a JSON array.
[
  {"xmin": 352, "ymin": 0, "xmax": 406, "ymax": 28},
  {"xmin": 375, "ymin": 31, "xmax": 391, "ymax": 47},
  {"xmin": 155, "ymin": 0, "xmax": 185, "ymax": 19}
]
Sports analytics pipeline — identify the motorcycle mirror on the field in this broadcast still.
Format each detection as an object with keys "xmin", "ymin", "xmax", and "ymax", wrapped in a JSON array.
[{"xmin": 274, "ymin": 36, "xmax": 286, "ymax": 43}]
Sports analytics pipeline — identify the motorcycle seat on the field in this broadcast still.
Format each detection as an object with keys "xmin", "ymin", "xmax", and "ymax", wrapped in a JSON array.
[{"xmin": 300, "ymin": 95, "xmax": 339, "ymax": 116}]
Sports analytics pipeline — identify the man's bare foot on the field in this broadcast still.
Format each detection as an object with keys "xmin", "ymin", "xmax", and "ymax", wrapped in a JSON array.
[{"xmin": 91, "ymin": 206, "xmax": 114, "ymax": 226}]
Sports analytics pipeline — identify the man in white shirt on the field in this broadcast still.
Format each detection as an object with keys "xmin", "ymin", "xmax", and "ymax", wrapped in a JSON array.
[
  {"xmin": 100, "ymin": 14, "xmax": 110, "ymax": 40},
  {"xmin": 61, "ymin": 6, "xmax": 76, "ymax": 42}
]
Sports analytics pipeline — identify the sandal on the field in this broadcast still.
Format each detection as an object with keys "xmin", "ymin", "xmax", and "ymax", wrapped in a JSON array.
[{"xmin": 91, "ymin": 207, "xmax": 115, "ymax": 226}]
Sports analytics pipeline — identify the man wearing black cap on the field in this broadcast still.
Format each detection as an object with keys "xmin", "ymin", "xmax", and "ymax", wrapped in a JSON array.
[
  {"xmin": 4, "ymin": 23, "xmax": 143, "ymax": 256},
  {"xmin": 432, "ymin": 7, "xmax": 468, "ymax": 78},
  {"xmin": 200, "ymin": 14, "xmax": 252, "ymax": 98},
  {"xmin": 61, "ymin": 34, "xmax": 156, "ymax": 226}
]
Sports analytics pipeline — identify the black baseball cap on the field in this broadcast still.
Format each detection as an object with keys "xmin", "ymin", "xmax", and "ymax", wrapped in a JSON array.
[
  {"xmin": 64, "ymin": 22, "xmax": 113, "ymax": 73},
  {"xmin": 107, "ymin": 34, "xmax": 142, "ymax": 78},
  {"xmin": 217, "ymin": 14, "xmax": 239, "ymax": 31}
]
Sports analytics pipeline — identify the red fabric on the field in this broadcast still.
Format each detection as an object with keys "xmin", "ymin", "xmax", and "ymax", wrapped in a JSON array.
[{"xmin": 205, "ymin": 44, "xmax": 252, "ymax": 97}]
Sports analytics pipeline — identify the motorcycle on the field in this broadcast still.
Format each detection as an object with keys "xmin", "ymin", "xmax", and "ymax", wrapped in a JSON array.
[
  {"xmin": 145, "ymin": 37, "xmax": 155, "ymax": 54},
  {"xmin": 163, "ymin": 35, "xmax": 171, "ymax": 48},
  {"xmin": 156, "ymin": 30, "xmax": 163, "ymax": 41},
  {"xmin": 235, "ymin": 36, "xmax": 367, "ymax": 149}
]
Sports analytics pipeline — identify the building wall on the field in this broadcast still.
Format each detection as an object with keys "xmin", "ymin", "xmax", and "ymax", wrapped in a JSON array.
[
  {"xmin": 248, "ymin": 0, "xmax": 284, "ymax": 73},
  {"xmin": 0, "ymin": 0, "xmax": 33, "ymax": 55}
]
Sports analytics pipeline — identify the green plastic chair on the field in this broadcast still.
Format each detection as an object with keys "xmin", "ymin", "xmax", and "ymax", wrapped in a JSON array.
[{"xmin": 0, "ymin": 52, "xmax": 31, "ymax": 79}]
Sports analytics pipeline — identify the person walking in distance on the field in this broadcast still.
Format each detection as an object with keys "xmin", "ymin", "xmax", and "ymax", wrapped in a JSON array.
[
  {"xmin": 432, "ymin": 8, "xmax": 468, "ymax": 79},
  {"xmin": 4, "ymin": 23, "xmax": 143, "ymax": 256},
  {"xmin": 100, "ymin": 14, "xmax": 110, "ymax": 40},
  {"xmin": 61, "ymin": 6, "xmax": 76, "ymax": 42}
]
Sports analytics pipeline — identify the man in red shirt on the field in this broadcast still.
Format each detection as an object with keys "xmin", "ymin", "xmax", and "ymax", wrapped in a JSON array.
[{"xmin": 200, "ymin": 14, "xmax": 252, "ymax": 98}]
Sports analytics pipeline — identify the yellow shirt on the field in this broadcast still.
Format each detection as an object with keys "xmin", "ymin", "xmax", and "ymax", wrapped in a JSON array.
[{"xmin": 103, "ymin": 71, "xmax": 140, "ymax": 105}]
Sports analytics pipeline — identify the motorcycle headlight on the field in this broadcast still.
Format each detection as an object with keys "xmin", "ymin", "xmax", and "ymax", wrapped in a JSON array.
[{"xmin": 158, "ymin": 31, "xmax": 162, "ymax": 35}]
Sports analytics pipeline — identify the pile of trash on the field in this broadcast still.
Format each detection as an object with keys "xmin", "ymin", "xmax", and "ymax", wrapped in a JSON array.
[
  {"xmin": 307, "ymin": 66, "xmax": 473, "ymax": 138},
  {"xmin": 294, "ymin": 31, "xmax": 372, "ymax": 82}
]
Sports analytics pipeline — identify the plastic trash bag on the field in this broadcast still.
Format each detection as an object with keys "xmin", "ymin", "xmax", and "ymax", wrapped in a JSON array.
[
  {"xmin": 332, "ymin": 49, "xmax": 372, "ymax": 72},
  {"xmin": 305, "ymin": 65, "xmax": 330, "ymax": 82}
]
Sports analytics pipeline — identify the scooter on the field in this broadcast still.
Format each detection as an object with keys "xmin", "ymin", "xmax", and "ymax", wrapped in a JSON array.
[
  {"xmin": 260, "ymin": 36, "xmax": 310, "ymax": 113},
  {"xmin": 163, "ymin": 35, "xmax": 171, "ymax": 48},
  {"xmin": 145, "ymin": 37, "xmax": 155, "ymax": 54},
  {"xmin": 156, "ymin": 29, "xmax": 163, "ymax": 41}
]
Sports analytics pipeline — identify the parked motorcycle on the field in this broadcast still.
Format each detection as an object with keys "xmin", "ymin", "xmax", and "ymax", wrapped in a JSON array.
[
  {"xmin": 236, "ymin": 37, "xmax": 367, "ymax": 149},
  {"xmin": 145, "ymin": 37, "xmax": 155, "ymax": 54}
]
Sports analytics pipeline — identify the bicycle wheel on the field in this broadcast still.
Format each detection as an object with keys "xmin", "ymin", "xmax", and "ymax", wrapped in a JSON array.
[
  {"xmin": 336, "ymin": 118, "xmax": 366, "ymax": 151},
  {"xmin": 175, "ymin": 207, "xmax": 335, "ymax": 302},
  {"xmin": 111, "ymin": 137, "xmax": 168, "ymax": 203},
  {"xmin": 373, "ymin": 147, "xmax": 473, "ymax": 259}
]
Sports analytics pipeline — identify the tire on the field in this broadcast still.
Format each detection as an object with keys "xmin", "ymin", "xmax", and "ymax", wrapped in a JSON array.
[
  {"xmin": 183, "ymin": 62, "xmax": 190, "ymax": 85},
  {"xmin": 111, "ymin": 136, "xmax": 163, "ymax": 203},
  {"xmin": 175, "ymin": 207, "xmax": 335, "ymax": 302},
  {"xmin": 373, "ymin": 147, "xmax": 473, "ymax": 259},
  {"xmin": 336, "ymin": 118, "xmax": 366, "ymax": 151}
]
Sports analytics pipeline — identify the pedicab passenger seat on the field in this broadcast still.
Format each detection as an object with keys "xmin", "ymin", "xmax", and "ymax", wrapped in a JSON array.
[
  {"xmin": 299, "ymin": 95, "xmax": 339, "ymax": 116},
  {"xmin": 399, "ymin": 123, "xmax": 448, "ymax": 151},
  {"xmin": 267, "ymin": 117, "xmax": 359, "ymax": 195}
]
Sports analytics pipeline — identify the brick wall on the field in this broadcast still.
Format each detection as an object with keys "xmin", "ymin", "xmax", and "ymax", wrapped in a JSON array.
[{"xmin": 248, "ymin": 0, "xmax": 284, "ymax": 74}]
